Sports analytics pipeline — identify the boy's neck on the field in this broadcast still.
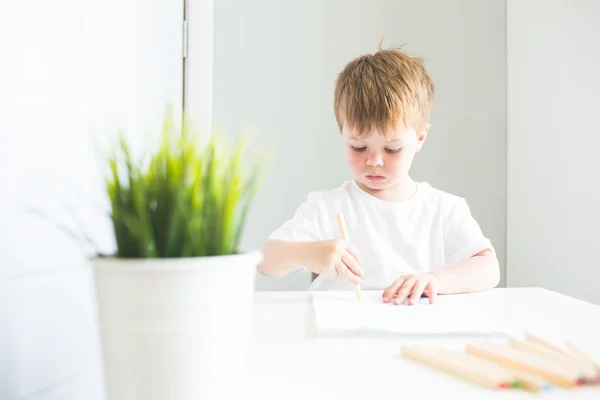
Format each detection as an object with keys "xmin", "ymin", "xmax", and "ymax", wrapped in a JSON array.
[{"xmin": 356, "ymin": 178, "xmax": 418, "ymax": 202}]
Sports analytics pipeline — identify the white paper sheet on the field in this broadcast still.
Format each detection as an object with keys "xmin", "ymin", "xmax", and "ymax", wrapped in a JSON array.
[{"xmin": 311, "ymin": 292, "xmax": 501, "ymax": 335}]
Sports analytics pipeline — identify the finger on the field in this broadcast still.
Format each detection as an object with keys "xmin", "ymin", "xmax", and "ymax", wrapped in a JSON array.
[
  {"xmin": 383, "ymin": 277, "xmax": 406, "ymax": 299},
  {"xmin": 408, "ymin": 280, "xmax": 427, "ymax": 305},
  {"xmin": 426, "ymin": 281, "xmax": 438, "ymax": 304},
  {"xmin": 394, "ymin": 279, "xmax": 416, "ymax": 305},
  {"xmin": 328, "ymin": 259, "xmax": 339, "ymax": 278},
  {"xmin": 344, "ymin": 242, "xmax": 362, "ymax": 264},
  {"xmin": 336, "ymin": 260, "xmax": 361, "ymax": 284},
  {"xmin": 341, "ymin": 250, "xmax": 363, "ymax": 278},
  {"xmin": 383, "ymin": 277, "xmax": 406, "ymax": 303}
]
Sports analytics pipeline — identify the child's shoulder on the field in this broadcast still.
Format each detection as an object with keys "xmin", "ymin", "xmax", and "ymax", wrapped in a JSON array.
[
  {"xmin": 417, "ymin": 182, "xmax": 468, "ymax": 214},
  {"xmin": 420, "ymin": 182, "xmax": 462, "ymax": 201},
  {"xmin": 305, "ymin": 180, "xmax": 354, "ymax": 204}
]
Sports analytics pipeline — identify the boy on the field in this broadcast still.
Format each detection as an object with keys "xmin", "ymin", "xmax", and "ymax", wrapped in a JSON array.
[{"xmin": 258, "ymin": 46, "xmax": 500, "ymax": 305}]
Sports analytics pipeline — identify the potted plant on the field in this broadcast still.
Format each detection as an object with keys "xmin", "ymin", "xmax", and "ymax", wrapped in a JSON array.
[{"xmin": 92, "ymin": 112, "xmax": 270, "ymax": 400}]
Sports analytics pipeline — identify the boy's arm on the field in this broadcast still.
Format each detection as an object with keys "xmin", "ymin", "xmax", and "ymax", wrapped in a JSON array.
[
  {"xmin": 384, "ymin": 194, "xmax": 499, "ymax": 305},
  {"xmin": 259, "ymin": 193, "xmax": 363, "ymax": 281},
  {"xmin": 258, "ymin": 239, "xmax": 305, "ymax": 277},
  {"xmin": 438, "ymin": 196, "xmax": 499, "ymax": 293},
  {"xmin": 432, "ymin": 248, "xmax": 500, "ymax": 294},
  {"xmin": 259, "ymin": 195, "xmax": 322, "ymax": 278},
  {"xmin": 382, "ymin": 248, "xmax": 499, "ymax": 306},
  {"xmin": 258, "ymin": 238, "xmax": 364, "ymax": 282}
]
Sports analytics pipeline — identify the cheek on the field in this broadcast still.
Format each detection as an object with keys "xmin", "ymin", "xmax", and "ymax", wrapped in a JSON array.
[
  {"xmin": 386, "ymin": 153, "xmax": 410, "ymax": 172},
  {"xmin": 345, "ymin": 150, "xmax": 364, "ymax": 171}
]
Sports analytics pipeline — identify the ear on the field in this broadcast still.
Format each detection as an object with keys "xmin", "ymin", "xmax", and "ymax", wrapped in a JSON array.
[{"xmin": 416, "ymin": 124, "xmax": 430, "ymax": 152}]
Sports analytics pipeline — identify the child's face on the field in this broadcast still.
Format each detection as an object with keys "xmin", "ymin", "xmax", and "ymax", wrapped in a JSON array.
[{"xmin": 342, "ymin": 121, "xmax": 428, "ymax": 196}]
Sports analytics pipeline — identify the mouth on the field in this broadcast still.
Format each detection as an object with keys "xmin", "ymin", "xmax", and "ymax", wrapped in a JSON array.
[{"xmin": 366, "ymin": 175, "xmax": 385, "ymax": 181}]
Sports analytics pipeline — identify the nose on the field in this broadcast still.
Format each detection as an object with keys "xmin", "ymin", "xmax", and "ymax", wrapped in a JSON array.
[{"xmin": 366, "ymin": 151, "xmax": 384, "ymax": 167}]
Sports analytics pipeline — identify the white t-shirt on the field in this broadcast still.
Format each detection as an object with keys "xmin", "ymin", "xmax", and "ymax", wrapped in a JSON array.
[{"xmin": 269, "ymin": 180, "xmax": 493, "ymax": 291}]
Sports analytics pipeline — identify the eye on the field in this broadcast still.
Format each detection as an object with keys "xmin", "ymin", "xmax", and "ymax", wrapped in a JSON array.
[
  {"xmin": 351, "ymin": 145, "xmax": 367, "ymax": 152},
  {"xmin": 385, "ymin": 148, "xmax": 402, "ymax": 154}
]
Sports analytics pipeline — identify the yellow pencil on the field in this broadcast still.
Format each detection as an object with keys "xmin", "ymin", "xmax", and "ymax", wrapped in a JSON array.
[{"xmin": 336, "ymin": 212, "xmax": 361, "ymax": 300}]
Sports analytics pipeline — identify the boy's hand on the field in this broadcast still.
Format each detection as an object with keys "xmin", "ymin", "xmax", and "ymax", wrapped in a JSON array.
[
  {"xmin": 297, "ymin": 240, "xmax": 363, "ymax": 284},
  {"xmin": 382, "ymin": 273, "xmax": 440, "ymax": 305}
]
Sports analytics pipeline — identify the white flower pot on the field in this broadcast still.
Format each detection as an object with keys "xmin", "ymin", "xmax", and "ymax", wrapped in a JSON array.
[{"xmin": 91, "ymin": 251, "xmax": 262, "ymax": 400}]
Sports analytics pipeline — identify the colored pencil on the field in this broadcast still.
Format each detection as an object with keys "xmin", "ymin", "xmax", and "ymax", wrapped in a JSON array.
[
  {"xmin": 402, "ymin": 345, "xmax": 517, "ymax": 389},
  {"xmin": 565, "ymin": 341, "xmax": 600, "ymax": 379},
  {"xmin": 508, "ymin": 337, "xmax": 597, "ymax": 381},
  {"xmin": 466, "ymin": 342, "xmax": 580, "ymax": 388}
]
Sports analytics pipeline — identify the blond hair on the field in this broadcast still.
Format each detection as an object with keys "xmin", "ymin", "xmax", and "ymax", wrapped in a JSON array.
[{"xmin": 334, "ymin": 45, "xmax": 434, "ymax": 137}]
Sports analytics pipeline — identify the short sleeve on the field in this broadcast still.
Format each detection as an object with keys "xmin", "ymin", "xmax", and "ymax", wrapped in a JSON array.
[
  {"xmin": 268, "ymin": 197, "xmax": 324, "ymax": 274},
  {"xmin": 268, "ymin": 196, "xmax": 323, "ymax": 242},
  {"xmin": 443, "ymin": 198, "xmax": 494, "ymax": 267}
]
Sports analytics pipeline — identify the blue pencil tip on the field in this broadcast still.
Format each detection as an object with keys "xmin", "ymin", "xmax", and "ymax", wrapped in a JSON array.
[{"xmin": 542, "ymin": 383, "xmax": 553, "ymax": 391}]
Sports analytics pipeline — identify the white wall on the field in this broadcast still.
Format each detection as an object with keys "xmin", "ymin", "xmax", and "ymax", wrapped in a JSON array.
[
  {"xmin": 213, "ymin": 0, "xmax": 507, "ymax": 290},
  {"xmin": 0, "ymin": 0, "xmax": 183, "ymax": 398},
  {"xmin": 507, "ymin": 0, "xmax": 600, "ymax": 304}
]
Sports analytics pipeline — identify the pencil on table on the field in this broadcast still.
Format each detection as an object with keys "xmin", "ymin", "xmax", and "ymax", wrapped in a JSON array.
[
  {"xmin": 402, "ymin": 345, "xmax": 552, "ymax": 392},
  {"xmin": 508, "ymin": 337, "xmax": 597, "ymax": 382},
  {"xmin": 438, "ymin": 348, "xmax": 553, "ymax": 392},
  {"xmin": 524, "ymin": 332, "xmax": 570, "ymax": 356},
  {"xmin": 401, "ymin": 345, "xmax": 516, "ymax": 390},
  {"xmin": 524, "ymin": 332, "xmax": 600, "ymax": 383},
  {"xmin": 466, "ymin": 342, "xmax": 580, "ymax": 388},
  {"xmin": 565, "ymin": 341, "xmax": 600, "ymax": 378},
  {"xmin": 336, "ymin": 212, "xmax": 361, "ymax": 300}
]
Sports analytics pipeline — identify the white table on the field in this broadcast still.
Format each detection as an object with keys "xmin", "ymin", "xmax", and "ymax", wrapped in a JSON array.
[{"xmin": 249, "ymin": 288, "xmax": 600, "ymax": 399}]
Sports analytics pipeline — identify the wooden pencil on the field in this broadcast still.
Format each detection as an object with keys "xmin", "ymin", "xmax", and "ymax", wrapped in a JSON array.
[
  {"xmin": 466, "ymin": 342, "xmax": 580, "ymax": 388},
  {"xmin": 437, "ymin": 348, "xmax": 516, "ymax": 382},
  {"xmin": 402, "ymin": 345, "xmax": 513, "ymax": 390},
  {"xmin": 403, "ymin": 345, "xmax": 552, "ymax": 392},
  {"xmin": 508, "ymin": 337, "xmax": 597, "ymax": 381},
  {"xmin": 440, "ymin": 348, "xmax": 551, "ymax": 392},
  {"xmin": 524, "ymin": 332, "xmax": 600, "ymax": 381},
  {"xmin": 525, "ymin": 332, "xmax": 570, "ymax": 356},
  {"xmin": 566, "ymin": 341, "xmax": 600, "ymax": 376},
  {"xmin": 439, "ymin": 347, "xmax": 553, "ymax": 392},
  {"xmin": 508, "ymin": 370, "xmax": 553, "ymax": 392}
]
